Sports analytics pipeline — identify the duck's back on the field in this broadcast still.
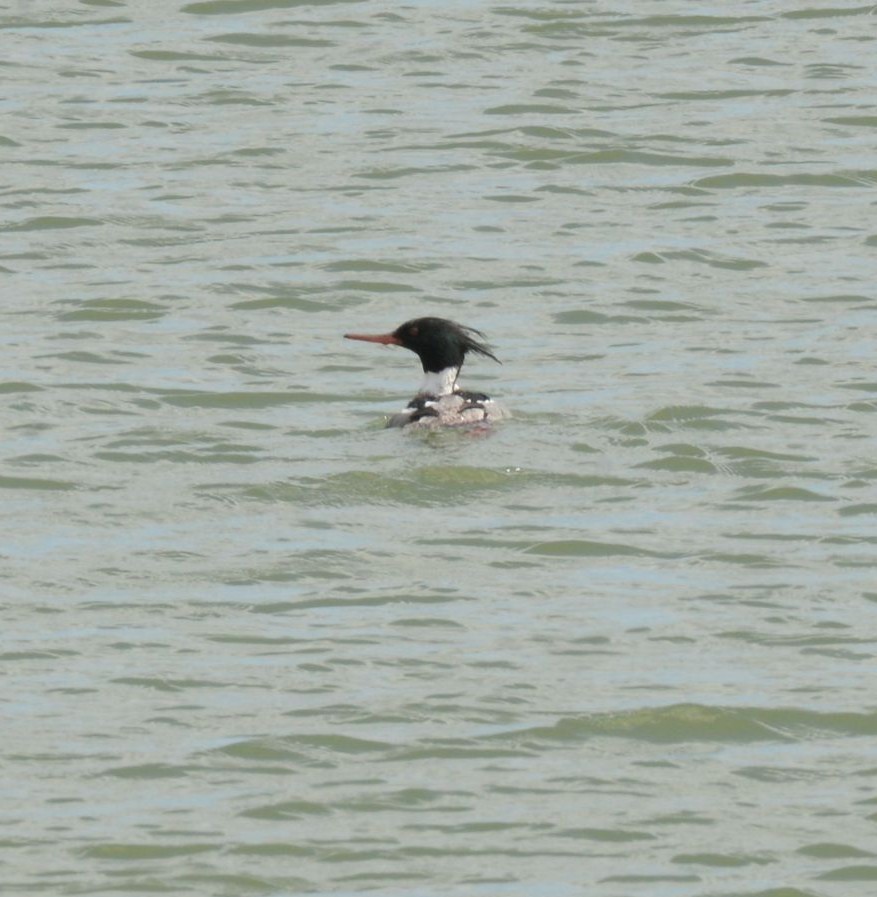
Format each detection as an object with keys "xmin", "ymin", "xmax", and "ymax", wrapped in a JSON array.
[{"xmin": 388, "ymin": 391, "xmax": 505, "ymax": 429}]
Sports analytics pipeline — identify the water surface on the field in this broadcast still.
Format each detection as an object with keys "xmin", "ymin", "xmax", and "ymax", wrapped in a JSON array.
[{"xmin": 2, "ymin": 1, "xmax": 877, "ymax": 895}]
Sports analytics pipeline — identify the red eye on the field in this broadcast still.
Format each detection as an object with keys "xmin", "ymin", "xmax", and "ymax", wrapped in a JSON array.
[{"xmin": 409, "ymin": 326, "xmax": 419, "ymax": 337}]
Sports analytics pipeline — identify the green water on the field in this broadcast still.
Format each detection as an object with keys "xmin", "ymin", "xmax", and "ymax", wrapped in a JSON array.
[{"xmin": 2, "ymin": 2, "xmax": 876, "ymax": 895}]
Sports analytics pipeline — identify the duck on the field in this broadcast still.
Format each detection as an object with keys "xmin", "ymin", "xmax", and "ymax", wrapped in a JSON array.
[{"xmin": 345, "ymin": 316, "xmax": 505, "ymax": 428}]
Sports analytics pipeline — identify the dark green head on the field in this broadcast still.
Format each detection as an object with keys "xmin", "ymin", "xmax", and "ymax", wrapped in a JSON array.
[{"xmin": 346, "ymin": 316, "xmax": 500, "ymax": 373}]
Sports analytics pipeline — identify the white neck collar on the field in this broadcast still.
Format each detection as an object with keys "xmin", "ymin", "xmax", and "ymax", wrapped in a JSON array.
[{"xmin": 418, "ymin": 366, "xmax": 460, "ymax": 396}]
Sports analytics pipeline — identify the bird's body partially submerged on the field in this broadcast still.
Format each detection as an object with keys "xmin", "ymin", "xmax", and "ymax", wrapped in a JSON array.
[
  {"xmin": 345, "ymin": 317, "xmax": 505, "ymax": 429},
  {"xmin": 387, "ymin": 388, "xmax": 502, "ymax": 429}
]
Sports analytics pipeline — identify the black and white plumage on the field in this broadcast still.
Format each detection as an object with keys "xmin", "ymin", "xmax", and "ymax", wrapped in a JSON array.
[{"xmin": 345, "ymin": 317, "xmax": 505, "ymax": 429}]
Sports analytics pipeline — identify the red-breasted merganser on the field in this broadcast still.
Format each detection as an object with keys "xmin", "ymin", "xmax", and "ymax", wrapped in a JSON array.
[{"xmin": 345, "ymin": 316, "xmax": 505, "ymax": 428}]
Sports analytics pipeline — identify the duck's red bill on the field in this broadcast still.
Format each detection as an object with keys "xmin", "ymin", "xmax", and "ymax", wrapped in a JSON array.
[{"xmin": 344, "ymin": 332, "xmax": 401, "ymax": 345}]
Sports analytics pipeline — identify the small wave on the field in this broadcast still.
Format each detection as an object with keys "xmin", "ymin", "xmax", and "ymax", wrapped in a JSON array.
[{"xmin": 486, "ymin": 704, "xmax": 877, "ymax": 745}]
